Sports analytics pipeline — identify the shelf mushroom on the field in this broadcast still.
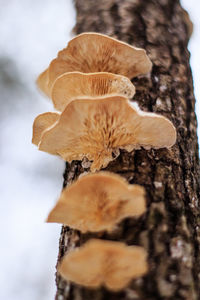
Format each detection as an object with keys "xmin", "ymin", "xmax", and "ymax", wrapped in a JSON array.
[
  {"xmin": 46, "ymin": 172, "xmax": 146, "ymax": 232},
  {"xmin": 32, "ymin": 112, "xmax": 59, "ymax": 146},
  {"xmin": 58, "ymin": 239, "xmax": 148, "ymax": 291},
  {"xmin": 32, "ymin": 95, "xmax": 176, "ymax": 172},
  {"xmin": 51, "ymin": 72, "xmax": 135, "ymax": 111},
  {"xmin": 37, "ymin": 32, "xmax": 152, "ymax": 96}
]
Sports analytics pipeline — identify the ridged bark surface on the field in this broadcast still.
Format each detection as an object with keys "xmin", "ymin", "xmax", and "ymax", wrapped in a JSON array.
[{"xmin": 55, "ymin": 0, "xmax": 200, "ymax": 299}]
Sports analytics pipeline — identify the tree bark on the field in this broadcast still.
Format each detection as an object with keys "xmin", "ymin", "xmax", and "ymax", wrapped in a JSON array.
[{"xmin": 55, "ymin": 0, "xmax": 200, "ymax": 299}]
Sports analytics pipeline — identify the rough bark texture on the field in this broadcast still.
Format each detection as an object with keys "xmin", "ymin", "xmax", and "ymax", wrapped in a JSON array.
[{"xmin": 55, "ymin": 0, "xmax": 200, "ymax": 299}]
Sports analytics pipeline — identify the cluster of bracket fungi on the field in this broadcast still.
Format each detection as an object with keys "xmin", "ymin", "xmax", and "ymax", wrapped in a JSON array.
[{"xmin": 32, "ymin": 33, "xmax": 176, "ymax": 291}]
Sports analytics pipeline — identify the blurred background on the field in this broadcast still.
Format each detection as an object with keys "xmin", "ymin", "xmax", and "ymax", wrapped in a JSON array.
[{"xmin": 0, "ymin": 0, "xmax": 199, "ymax": 299}]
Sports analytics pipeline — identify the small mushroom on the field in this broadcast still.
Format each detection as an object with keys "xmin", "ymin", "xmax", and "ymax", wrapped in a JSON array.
[
  {"xmin": 36, "ymin": 69, "xmax": 50, "ymax": 97},
  {"xmin": 58, "ymin": 239, "xmax": 148, "ymax": 291},
  {"xmin": 32, "ymin": 112, "xmax": 59, "ymax": 146},
  {"xmin": 51, "ymin": 72, "xmax": 135, "ymax": 111},
  {"xmin": 47, "ymin": 172, "xmax": 146, "ymax": 232},
  {"xmin": 36, "ymin": 95, "xmax": 176, "ymax": 172},
  {"xmin": 37, "ymin": 32, "xmax": 152, "ymax": 95}
]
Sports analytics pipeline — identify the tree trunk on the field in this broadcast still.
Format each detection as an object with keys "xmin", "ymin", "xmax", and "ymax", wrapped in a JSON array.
[{"xmin": 55, "ymin": 0, "xmax": 200, "ymax": 299}]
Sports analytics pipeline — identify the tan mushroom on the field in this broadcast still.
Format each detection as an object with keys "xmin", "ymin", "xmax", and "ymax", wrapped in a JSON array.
[
  {"xmin": 58, "ymin": 239, "xmax": 148, "ymax": 291},
  {"xmin": 32, "ymin": 112, "xmax": 59, "ymax": 146},
  {"xmin": 36, "ymin": 95, "xmax": 176, "ymax": 172},
  {"xmin": 51, "ymin": 72, "xmax": 135, "ymax": 111},
  {"xmin": 37, "ymin": 32, "xmax": 152, "ymax": 96},
  {"xmin": 36, "ymin": 69, "xmax": 50, "ymax": 97},
  {"xmin": 47, "ymin": 172, "xmax": 146, "ymax": 232}
]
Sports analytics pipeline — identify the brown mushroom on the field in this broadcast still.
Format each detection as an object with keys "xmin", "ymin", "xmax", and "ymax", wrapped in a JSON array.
[
  {"xmin": 36, "ymin": 69, "xmax": 50, "ymax": 97},
  {"xmin": 51, "ymin": 72, "xmax": 135, "ymax": 111},
  {"xmin": 32, "ymin": 112, "xmax": 59, "ymax": 146},
  {"xmin": 58, "ymin": 239, "xmax": 148, "ymax": 291},
  {"xmin": 47, "ymin": 172, "xmax": 146, "ymax": 232},
  {"xmin": 37, "ymin": 95, "xmax": 176, "ymax": 172},
  {"xmin": 37, "ymin": 32, "xmax": 152, "ymax": 96}
]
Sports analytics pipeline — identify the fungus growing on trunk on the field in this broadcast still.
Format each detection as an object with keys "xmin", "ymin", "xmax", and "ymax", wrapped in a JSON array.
[
  {"xmin": 34, "ymin": 95, "xmax": 176, "ymax": 172},
  {"xmin": 51, "ymin": 72, "xmax": 135, "ymax": 111},
  {"xmin": 37, "ymin": 32, "xmax": 152, "ymax": 96},
  {"xmin": 32, "ymin": 112, "xmax": 59, "ymax": 146},
  {"xmin": 36, "ymin": 69, "xmax": 49, "ymax": 97},
  {"xmin": 47, "ymin": 172, "xmax": 146, "ymax": 232},
  {"xmin": 58, "ymin": 239, "xmax": 148, "ymax": 291}
]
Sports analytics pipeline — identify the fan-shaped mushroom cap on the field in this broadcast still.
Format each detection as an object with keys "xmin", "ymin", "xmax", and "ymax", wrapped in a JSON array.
[
  {"xmin": 51, "ymin": 72, "xmax": 135, "ymax": 111},
  {"xmin": 37, "ymin": 32, "xmax": 152, "ymax": 95},
  {"xmin": 32, "ymin": 112, "xmax": 59, "ymax": 146},
  {"xmin": 47, "ymin": 172, "xmax": 146, "ymax": 232},
  {"xmin": 36, "ymin": 69, "xmax": 50, "ymax": 97},
  {"xmin": 37, "ymin": 95, "xmax": 176, "ymax": 172},
  {"xmin": 58, "ymin": 239, "xmax": 148, "ymax": 291}
]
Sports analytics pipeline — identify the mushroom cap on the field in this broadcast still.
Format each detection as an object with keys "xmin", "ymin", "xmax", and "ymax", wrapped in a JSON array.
[
  {"xmin": 37, "ymin": 32, "xmax": 152, "ymax": 95},
  {"xmin": 51, "ymin": 72, "xmax": 135, "ymax": 111},
  {"xmin": 37, "ymin": 95, "xmax": 176, "ymax": 172},
  {"xmin": 47, "ymin": 172, "xmax": 146, "ymax": 232},
  {"xmin": 36, "ymin": 69, "xmax": 50, "ymax": 97},
  {"xmin": 58, "ymin": 239, "xmax": 148, "ymax": 291},
  {"xmin": 32, "ymin": 112, "xmax": 59, "ymax": 146}
]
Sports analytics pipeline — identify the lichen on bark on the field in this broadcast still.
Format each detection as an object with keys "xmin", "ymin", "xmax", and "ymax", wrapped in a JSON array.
[{"xmin": 55, "ymin": 0, "xmax": 200, "ymax": 299}]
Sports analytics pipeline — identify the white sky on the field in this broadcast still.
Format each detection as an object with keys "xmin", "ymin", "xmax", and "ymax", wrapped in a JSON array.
[
  {"xmin": 0, "ymin": 1, "xmax": 76, "ymax": 299},
  {"xmin": 0, "ymin": 1, "xmax": 199, "ymax": 300}
]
